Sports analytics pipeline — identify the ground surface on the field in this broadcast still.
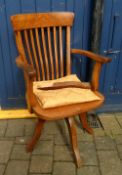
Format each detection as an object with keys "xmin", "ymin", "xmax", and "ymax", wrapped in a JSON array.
[{"xmin": 0, "ymin": 112, "xmax": 122, "ymax": 175}]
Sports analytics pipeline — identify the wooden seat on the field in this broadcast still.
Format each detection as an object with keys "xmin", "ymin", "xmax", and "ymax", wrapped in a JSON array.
[
  {"xmin": 32, "ymin": 91, "xmax": 104, "ymax": 120},
  {"xmin": 11, "ymin": 12, "xmax": 111, "ymax": 168}
]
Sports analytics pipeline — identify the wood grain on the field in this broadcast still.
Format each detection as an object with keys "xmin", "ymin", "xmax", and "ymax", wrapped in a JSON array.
[
  {"xmin": 35, "ymin": 28, "xmax": 45, "ymax": 80},
  {"xmin": 41, "ymin": 28, "xmax": 49, "ymax": 80},
  {"xmin": 47, "ymin": 27, "xmax": 54, "ymax": 79},
  {"xmin": 11, "ymin": 12, "xmax": 74, "ymax": 31},
  {"xmin": 59, "ymin": 26, "xmax": 64, "ymax": 77},
  {"xmin": 53, "ymin": 27, "xmax": 59, "ymax": 78}
]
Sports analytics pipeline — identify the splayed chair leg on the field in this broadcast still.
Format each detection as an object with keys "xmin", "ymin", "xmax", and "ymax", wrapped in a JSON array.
[
  {"xmin": 66, "ymin": 117, "xmax": 82, "ymax": 168},
  {"xmin": 79, "ymin": 113, "xmax": 93, "ymax": 135},
  {"xmin": 26, "ymin": 118, "xmax": 45, "ymax": 152}
]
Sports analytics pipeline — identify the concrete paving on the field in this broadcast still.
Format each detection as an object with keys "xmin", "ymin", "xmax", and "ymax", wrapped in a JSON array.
[{"xmin": 0, "ymin": 113, "xmax": 122, "ymax": 175}]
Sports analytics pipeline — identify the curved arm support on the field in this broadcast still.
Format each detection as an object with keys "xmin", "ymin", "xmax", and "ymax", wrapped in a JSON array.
[
  {"xmin": 16, "ymin": 55, "xmax": 36, "ymax": 79},
  {"xmin": 16, "ymin": 55, "xmax": 37, "ymax": 110},
  {"xmin": 71, "ymin": 49, "xmax": 111, "ymax": 63},
  {"xmin": 71, "ymin": 49, "xmax": 112, "ymax": 91}
]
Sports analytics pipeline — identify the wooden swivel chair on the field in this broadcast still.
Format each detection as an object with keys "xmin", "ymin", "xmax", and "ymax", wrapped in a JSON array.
[{"xmin": 11, "ymin": 12, "xmax": 111, "ymax": 167}]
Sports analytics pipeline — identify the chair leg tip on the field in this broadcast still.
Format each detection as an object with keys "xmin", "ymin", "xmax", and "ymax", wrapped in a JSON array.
[
  {"xmin": 83, "ymin": 127, "xmax": 94, "ymax": 135},
  {"xmin": 26, "ymin": 144, "xmax": 33, "ymax": 152},
  {"xmin": 76, "ymin": 159, "xmax": 83, "ymax": 168}
]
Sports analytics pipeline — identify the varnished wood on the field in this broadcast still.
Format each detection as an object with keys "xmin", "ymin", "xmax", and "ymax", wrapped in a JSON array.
[
  {"xmin": 24, "ymin": 30, "xmax": 34, "ymax": 67},
  {"xmin": 79, "ymin": 113, "xmax": 93, "ymax": 135},
  {"xmin": 30, "ymin": 29, "xmax": 40, "ymax": 80},
  {"xmin": 47, "ymin": 27, "xmax": 54, "ymax": 79},
  {"xmin": 59, "ymin": 26, "xmax": 64, "ymax": 77},
  {"xmin": 15, "ymin": 31, "xmax": 27, "ymax": 63},
  {"xmin": 15, "ymin": 56, "xmax": 36, "ymax": 78},
  {"xmin": 53, "ymin": 27, "xmax": 59, "ymax": 78},
  {"xmin": 41, "ymin": 28, "xmax": 49, "ymax": 80},
  {"xmin": 11, "ymin": 12, "xmax": 111, "ymax": 168},
  {"xmin": 32, "ymin": 91, "xmax": 104, "ymax": 121},
  {"xmin": 71, "ymin": 49, "xmax": 112, "ymax": 63},
  {"xmin": 66, "ymin": 27, "xmax": 71, "ymax": 74},
  {"xmin": 35, "ymin": 28, "xmax": 45, "ymax": 80},
  {"xmin": 26, "ymin": 119, "xmax": 45, "ymax": 152},
  {"xmin": 11, "ymin": 12, "xmax": 74, "ymax": 31},
  {"xmin": 66, "ymin": 117, "xmax": 82, "ymax": 168}
]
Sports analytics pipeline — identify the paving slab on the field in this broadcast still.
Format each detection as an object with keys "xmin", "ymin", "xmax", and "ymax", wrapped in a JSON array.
[
  {"xmin": 111, "ymin": 128, "xmax": 122, "ymax": 135},
  {"xmin": 24, "ymin": 119, "xmax": 37, "ymax": 136},
  {"xmin": 95, "ymin": 136, "xmax": 116, "ymax": 150},
  {"xmin": 5, "ymin": 119, "xmax": 25, "ymax": 137},
  {"xmin": 43, "ymin": 121, "xmax": 64, "ymax": 135},
  {"xmin": 97, "ymin": 150, "xmax": 121, "ymax": 165},
  {"xmin": 4, "ymin": 160, "xmax": 29, "ymax": 175},
  {"xmin": 115, "ymin": 113, "xmax": 122, "ymax": 128},
  {"xmin": 114, "ymin": 135, "xmax": 122, "ymax": 145},
  {"xmin": 77, "ymin": 166, "xmax": 100, "ymax": 175},
  {"xmin": 79, "ymin": 142, "xmax": 98, "ymax": 165},
  {"xmin": 40, "ymin": 133, "xmax": 54, "ymax": 141},
  {"xmin": 54, "ymin": 132, "xmax": 93, "ymax": 146},
  {"xmin": 98, "ymin": 113, "xmax": 121, "ymax": 131},
  {"xmin": 54, "ymin": 145, "xmax": 73, "ymax": 161},
  {"xmin": 53, "ymin": 162, "xmax": 76, "ymax": 175},
  {"xmin": 0, "ymin": 113, "xmax": 122, "ymax": 175},
  {"xmin": 116, "ymin": 145, "xmax": 122, "ymax": 160},
  {"xmin": 30, "ymin": 155, "xmax": 53, "ymax": 173},
  {"xmin": 15, "ymin": 136, "xmax": 31, "ymax": 144},
  {"xmin": 54, "ymin": 134, "xmax": 70, "ymax": 145},
  {"xmin": 0, "ymin": 164, "xmax": 5, "ymax": 175},
  {"xmin": 11, "ymin": 144, "xmax": 31, "ymax": 160},
  {"xmin": 78, "ymin": 133, "xmax": 93, "ymax": 142},
  {"xmin": 30, "ymin": 174, "xmax": 51, "ymax": 175},
  {"xmin": 0, "ymin": 120, "xmax": 7, "ymax": 137},
  {"xmin": 32, "ymin": 140, "xmax": 53, "ymax": 155},
  {"xmin": 93, "ymin": 128, "xmax": 106, "ymax": 137},
  {"xmin": 100, "ymin": 162, "xmax": 122, "ymax": 175},
  {"xmin": 0, "ymin": 141, "xmax": 13, "ymax": 163}
]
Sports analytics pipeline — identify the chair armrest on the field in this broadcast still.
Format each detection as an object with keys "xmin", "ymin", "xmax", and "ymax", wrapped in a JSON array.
[
  {"xmin": 16, "ymin": 56, "xmax": 37, "ymax": 109},
  {"xmin": 71, "ymin": 49, "xmax": 111, "ymax": 63},
  {"xmin": 16, "ymin": 56, "xmax": 36, "ymax": 79},
  {"xmin": 71, "ymin": 49, "xmax": 112, "ymax": 91}
]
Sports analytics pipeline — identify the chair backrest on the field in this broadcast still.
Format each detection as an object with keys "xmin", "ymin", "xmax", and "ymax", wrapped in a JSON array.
[{"xmin": 11, "ymin": 12, "xmax": 74, "ymax": 80}]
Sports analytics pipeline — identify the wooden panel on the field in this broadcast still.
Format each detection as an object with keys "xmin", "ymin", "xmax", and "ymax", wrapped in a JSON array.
[
  {"xmin": 100, "ymin": 0, "xmax": 122, "ymax": 109},
  {"xmin": 36, "ymin": 0, "xmax": 50, "ymax": 12},
  {"xmin": 0, "ymin": 38, "xmax": 7, "ymax": 105},
  {"xmin": 0, "ymin": 1, "xmax": 11, "ymax": 99},
  {"xmin": 21, "ymin": 0, "xmax": 36, "ymax": 13},
  {"xmin": 52, "ymin": 0, "xmax": 66, "ymax": 11},
  {"xmin": 11, "ymin": 12, "xmax": 74, "ymax": 31}
]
